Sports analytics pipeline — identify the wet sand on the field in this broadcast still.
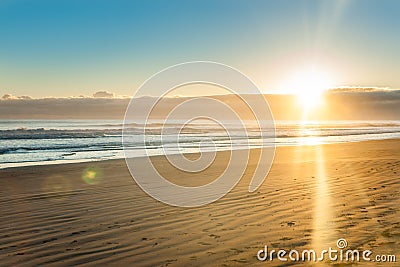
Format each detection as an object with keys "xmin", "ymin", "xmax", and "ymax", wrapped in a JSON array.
[{"xmin": 0, "ymin": 139, "xmax": 399, "ymax": 266}]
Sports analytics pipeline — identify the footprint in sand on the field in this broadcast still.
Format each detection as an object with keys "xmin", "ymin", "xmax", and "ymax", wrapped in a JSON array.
[{"xmin": 208, "ymin": 234, "xmax": 220, "ymax": 239}]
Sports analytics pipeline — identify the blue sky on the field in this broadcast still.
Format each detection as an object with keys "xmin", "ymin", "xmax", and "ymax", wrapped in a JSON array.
[{"xmin": 0, "ymin": 0, "xmax": 399, "ymax": 97}]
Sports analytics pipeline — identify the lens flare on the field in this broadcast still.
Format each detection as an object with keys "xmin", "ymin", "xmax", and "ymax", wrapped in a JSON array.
[
  {"xmin": 82, "ymin": 166, "xmax": 103, "ymax": 185},
  {"xmin": 41, "ymin": 175, "xmax": 72, "ymax": 202}
]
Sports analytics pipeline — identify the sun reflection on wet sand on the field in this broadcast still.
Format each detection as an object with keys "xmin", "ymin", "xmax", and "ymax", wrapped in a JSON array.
[
  {"xmin": 297, "ymin": 121, "xmax": 335, "ymax": 254},
  {"xmin": 312, "ymin": 144, "xmax": 334, "ymax": 253}
]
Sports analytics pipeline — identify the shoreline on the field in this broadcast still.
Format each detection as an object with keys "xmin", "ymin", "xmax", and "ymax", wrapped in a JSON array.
[{"xmin": 2, "ymin": 137, "xmax": 400, "ymax": 171}]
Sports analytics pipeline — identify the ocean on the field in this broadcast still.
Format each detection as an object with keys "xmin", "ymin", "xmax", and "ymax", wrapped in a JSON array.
[{"xmin": 1, "ymin": 119, "xmax": 400, "ymax": 168}]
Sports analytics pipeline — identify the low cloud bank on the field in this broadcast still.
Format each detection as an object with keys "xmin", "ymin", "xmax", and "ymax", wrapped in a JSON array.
[
  {"xmin": 0, "ymin": 98, "xmax": 131, "ymax": 119},
  {"xmin": 0, "ymin": 88, "xmax": 399, "ymax": 120},
  {"xmin": 268, "ymin": 88, "xmax": 400, "ymax": 120}
]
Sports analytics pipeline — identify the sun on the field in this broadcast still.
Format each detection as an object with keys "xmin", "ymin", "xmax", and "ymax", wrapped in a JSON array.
[
  {"xmin": 295, "ymin": 72, "xmax": 329, "ymax": 111},
  {"xmin": 295, "ymin": 71, "xmax": 331, "ymax": 109},
  {"xmin": 284, "ymin": 69, "xmax": 333, "ymax": 112}
]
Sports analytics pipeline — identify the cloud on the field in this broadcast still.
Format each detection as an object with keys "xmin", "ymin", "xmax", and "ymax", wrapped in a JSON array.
[
  {"xmin": 326, "ymin": 87, "xmax": 400, "ymax": 103},
  {"xmin": 2, "ymin": 94, "xmax": 14, "ymax": 100},
  {"xmin": 18, "ymin": 95, "xmax": 32, "ymax": 100},
  {"xmin": 2, "ymin": 94, "xmax": 32, "ymax": 100},
  {"xmin": 328, "ymin": 86, "xmax": 395, "ymax": 93},
  {"xmin": 327, "ymin": 87, "xmax": 400, "ymax": 95},
  {"xmin": 93, "ymin": 91, "xmax": 114, "ymax": 98}
]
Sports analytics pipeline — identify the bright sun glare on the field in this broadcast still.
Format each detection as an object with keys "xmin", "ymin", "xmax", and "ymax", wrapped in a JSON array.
[{"xmin": 285, "ymin": 70, "xmax": 333, "ymax": 112}]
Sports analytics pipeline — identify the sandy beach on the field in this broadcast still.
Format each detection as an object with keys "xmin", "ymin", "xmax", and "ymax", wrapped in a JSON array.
[{"xmin": 1, "ymin": 139, "xmax": 399, "ymax": 266}]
